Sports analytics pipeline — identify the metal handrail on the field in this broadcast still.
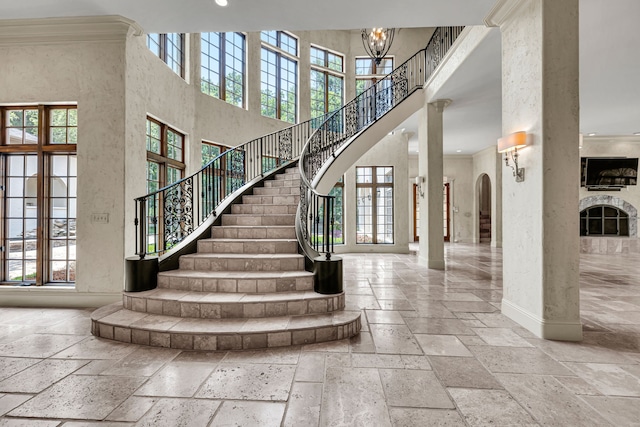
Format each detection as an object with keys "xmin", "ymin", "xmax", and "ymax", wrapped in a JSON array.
[
  {"xmin": 134, "ymin": 114, "xmax": 329, "ymax": 258},
  {"xmin": 296, "ymin": 26, "xmax": 465, "ymax": 261}
]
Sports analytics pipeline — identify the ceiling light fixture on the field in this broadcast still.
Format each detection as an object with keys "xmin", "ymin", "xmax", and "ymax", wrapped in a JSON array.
[
  {"xmin": 215, "ymin": 0, "xmax": 228, "ymax": 6},
  {"xmin": 587, "ymin": 133, "xmax": 596, "ymax": 136},
  {"xmin": 361, "ymin": 28, "xmax": 395, "ymax": 65},
  {"xmin": 456, "ymin": 149, "xmax": 462, "ymax": 153},
  {"xmin": 634, "ymin": 132, "xmax": 640, "ymax": 136}
]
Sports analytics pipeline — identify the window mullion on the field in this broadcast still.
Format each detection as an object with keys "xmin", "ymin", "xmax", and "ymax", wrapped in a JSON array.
[
  {"xmin": 276, "ymin": 55, "xmax": 282, "ymax": 120},
  {"xmin": 220, "ymin": 33, "xmax": 226, "ymax": 101},
  {"xmin": 36, "ymin": 105, "xmax": 46, "ymax": 286}
]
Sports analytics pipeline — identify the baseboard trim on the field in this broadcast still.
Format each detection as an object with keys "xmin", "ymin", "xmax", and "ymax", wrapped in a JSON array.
[
  {"xmin": 0, "ymin": 288, "xmax": 121, "ymax": 308},
  {"xmin": 502, "ymin": 298, "xmax": 582, "ymax": 341}
]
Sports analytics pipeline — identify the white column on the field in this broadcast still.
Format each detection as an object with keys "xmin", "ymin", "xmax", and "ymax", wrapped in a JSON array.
[
  {"xmin": 488, "ymin": 0, "xmax": 582, "ymax": 340},
  {"xmin": 418, "ymin": 99, "xmax": 451, "ymax": 269}
]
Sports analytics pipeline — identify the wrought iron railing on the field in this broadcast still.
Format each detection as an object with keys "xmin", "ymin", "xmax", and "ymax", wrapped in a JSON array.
[
  {"xmin": 134, "ymin": 115, "xmax": 328, "ymax": 258},
  {"xmin": 297, "ymin": 26, "xmax": 465, "ymax": 260}
]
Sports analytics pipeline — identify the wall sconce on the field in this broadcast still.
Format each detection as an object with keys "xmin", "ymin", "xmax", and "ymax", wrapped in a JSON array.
[
  {"xmin": 415, "ymin": 176, "xmax": 425, "ymax": 197},
  {"xmin": 498, "ymin": 131, "xmax": 528, "ymax": 182}
]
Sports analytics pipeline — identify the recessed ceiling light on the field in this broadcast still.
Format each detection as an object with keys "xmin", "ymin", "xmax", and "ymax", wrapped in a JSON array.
[
  {"xmin": 587, "ymin": 133, "xmax": 596, "ymax": 136},
  {"xmin": 634, "ymin": 132, "xmax": 640, "ymax": 136},
  {"xmin": 215, "ymin": 0, "xmax": 228, "ymax": 6},
  {"xmin": 456, "ymin": 149, "xmax": 462, "ymax": 153}
]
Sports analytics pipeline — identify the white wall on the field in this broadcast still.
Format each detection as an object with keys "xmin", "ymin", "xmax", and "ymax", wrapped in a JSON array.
[{"xmin": 443, "ymin": 156, "xmax": 474, "ymax": 243}]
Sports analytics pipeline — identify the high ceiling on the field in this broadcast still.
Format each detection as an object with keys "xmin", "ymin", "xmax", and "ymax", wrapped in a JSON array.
[{"xmin": 1, "ymin": 0, "xmax": 638, "ymax": 156}]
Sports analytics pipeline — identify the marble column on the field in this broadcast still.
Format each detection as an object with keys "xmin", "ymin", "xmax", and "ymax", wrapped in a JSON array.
[
  {"xmin": 487, "ymin": 0, "xmax": 582, "ymax": 340},
  {"xmin": 418, "ymin": 99, "xmax": 451, "ymax": 269}
]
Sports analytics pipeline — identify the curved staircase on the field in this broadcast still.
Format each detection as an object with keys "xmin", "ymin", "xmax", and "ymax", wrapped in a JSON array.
[{"xmin": 92, "ymin": 167, "xmax": 361, "ymax": 350}]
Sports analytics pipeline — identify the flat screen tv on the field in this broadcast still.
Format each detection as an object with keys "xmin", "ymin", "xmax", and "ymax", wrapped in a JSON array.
[{"xmin": 583, "ymin": 157, "xmax": 638, "ymax": 188}]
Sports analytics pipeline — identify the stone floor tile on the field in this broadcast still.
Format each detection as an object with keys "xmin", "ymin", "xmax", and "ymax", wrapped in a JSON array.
[
  {"xmin": 283, "ymin": 382, "xmax": 321, "ymax": 427},
  {"xmin": 171, "ymin": 351, "xmax": 227, "ymax": 364},
  {"xmin": 365, "ymin": 310, "xmax": 406, "ymax": 324},
  {"xmin": 345, "ymin": 295, "xmax": 381, "ymax": 310},
  {"xmin": 351, "ymin": 353, "xmax": 404, "ymax": 368},
  {"xmin": 441, "ymin": 301, "xmax": 498, "ymax": 313},
  {"xmin": 496, "ymin": 373, "xmax": 612, "ymax": 426},
  {"xmin": 0, "ymin": 394, "xmax": 34, "ymax": 416},
  {"xmin": 581, "ymin": 396, "xmax": 640, "ymax": 426},
  {"xmin": 0, "ymin": 359, "xmax": 89, "ymax": 393},
  {"xmin": 51, "ymin": 337, "xmax": 136, "ymax": 360},
  {"xmin": 448, "ymin": 388, "xmax": 538, "ymax": 426},
  {"xmin": 553, "ymin": 375, "xmax": 602, "ymax": 395},
  {"xmin": 404, "ymin": 318, "xmax": 474, "ymax": 335},
  {"xmin": 401, "ymin": 355, "xmax": 432, "ymax": 370},
  {"xmin": 74, "ymin": 359, "xmax": 119, "ymax": 376},
  {"xmin": 564, "ymin": 362, "xmax": 640, "ymax": 396},
  {"xmin": 469, "ymin": 346, "xmax": 574, "ymax": 375},
  {"xmin": 98, "ymin": 347, "xmax": 180, "ymax": 377},
  {"xmin": 473, "ymin": 312, "xmax": 518, "ymax": 328},
  {"xmin": 349, "ymin": 331, "xmax": 376, "ymax": 353},
  {"xmin": 370, "ymin": 325, "xmax": 423, "ymax": 355},
  {"xmin": 529, "ymin": 337, "xmax": 637, "ymax": 364},
  {"xmin": 320, "ymin": 367, "xmax": 392, "ymax": 427},
  {"xmin": 105, "ymin": 396, "xmax": 159, "ymax": 422},
  {"xmin": 195, "ymin": 363, "xmax": 296, "ymax": 401},
  {"xmin": 302, "ymin": 339, "xmax": 350, "ymax": 353},
  {"xmin": 472, "ymin": 327, "xmax": 534, "ymax": 347},
  {"xmin": 134, "ymin": 362, "xmax": 216, "ymax": 397},
  {"xmin": 0, "ymin": 334, "xmax": 85, "ymax": 358},
  {"xmin": 377, "ymin": 299, "xmax": 415, "ymax": 311},
  {"xmin": 8, "ymin": 375, "xmax": 146, "ymax": 420},
  {"xmin": 294, "ymin": 352, "xmax": 325, "ymax": 382},
  {"xmin": 0, "ymin": 358, "xmax": 41, "ymax": 382},
  {"xmin": 414, "ymin": 334, "xmax": 472, "ymax": 357},
  {"xmin": 325, "ymin": 353, "xmax": 352, "ymax": 368},
  {"xmin": 222, "ymin": 346, "xmax": 300, "ymax": 364},
  {"xmin": 429, "ymin": 356, "xmax": 503, "ymax": 389},
  {"xmin": 213, "ymin": 401, "xmax": 285, "ymax": 427},
  {"xmin": 60, "ymin": 422, "xmax": 132, "ymax": 426},
  {"xmin": 388, "ymin": 408, "xmax": 466, "ymax": 427},
  {"xmin": 0, "ymin": 419, "xmax": 61, "ymax": 427},
  {"xmin": 379, "ymin": 369, "xmax": 454, "ymax": 409},
  {"xmin": 136, "ymin": 397, "xmax": 220, "ymax": 427}
]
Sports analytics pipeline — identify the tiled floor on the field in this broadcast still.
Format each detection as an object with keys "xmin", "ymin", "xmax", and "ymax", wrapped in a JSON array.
[{"xmin": 1, "ymin": 243, "xmax": 640, "ymax": 426}]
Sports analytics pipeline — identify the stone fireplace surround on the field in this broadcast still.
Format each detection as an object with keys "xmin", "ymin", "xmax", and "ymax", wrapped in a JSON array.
[{"xmin": 579, "ymin": 195, "xmax": 639, "ymax": 254}]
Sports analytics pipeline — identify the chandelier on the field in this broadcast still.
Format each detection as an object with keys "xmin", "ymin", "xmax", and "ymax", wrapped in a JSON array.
[{"xmin": 361, "ymin": 28, "xmax": 395, "ymax": 65}]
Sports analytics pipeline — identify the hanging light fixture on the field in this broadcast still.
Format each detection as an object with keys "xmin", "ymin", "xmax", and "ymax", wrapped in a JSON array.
[{"xmin": 361, "ymin": 28, "xmax": 395, "ymax": 65}]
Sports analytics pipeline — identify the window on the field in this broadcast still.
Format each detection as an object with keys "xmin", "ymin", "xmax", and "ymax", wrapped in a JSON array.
[
  {"xmin": 260, "ymin": 31, "xmax": 298, "ymax": 123},
  {"xmin": 356, "ymin": 167, "xmax": 393, "ymax": 244},
  {"xmin": 310, "ymin": 46, "xmax": 344, "ymax": 120},
  {"xmin": 330, "ymin": 177, "xmax": 344, "ymax": 244},
  {"xmin": 1, "ymin": 105, "xmax": 77, "ymax": 285},
  {"xmin": 201, "ymin": 32, "xmax": 246, "ymax": 108},
  {"xmin": 146, "ymin": 118, "xmax": 185, "ymax": 253},
  {"xmin": 580, "ymin": 205, "xmax": 629, "ymax": 236},
  {"xmin": 202, "ymin": 141, "xmax": 227, "ymax": 165},
  {"xmin": 147, "ymin": 33, "xmax": 186, "ymax": 78},
  {"xmin": 355, "ymin": 57, "xmax": 394, "ymax": 96}
]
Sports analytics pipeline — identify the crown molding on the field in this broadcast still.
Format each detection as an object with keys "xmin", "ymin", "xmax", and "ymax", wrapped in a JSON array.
[
  {"xmin": 0, "ymin": 15, "xmax": 143, "ymax": 46},
  {"xmin": 483, "ymin": 0, "xmax": 528, "ymax": 27}
]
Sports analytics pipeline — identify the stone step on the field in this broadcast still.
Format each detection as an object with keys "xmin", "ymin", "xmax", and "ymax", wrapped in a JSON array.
[
  {"xmin": 231, "ymin": 203, "xmax": 296, "ymax": 215},
  {"xmin": 198, "ymin": 238, "xmax": 298, "ymax": 254},
  {"xmin": 212, "ymin": 225, "xmax": 296, "ymax": 239},
  {"xmin": 158, "ymin": 269, "xmax": 314, "ymax": 293},
  {"xmin": 264, "ymin": 179, "xmax": 299, "ymax": 188},
  {"xmin": 253, "ymin": 186, "xmax": 300, "ymax": 196},
  {"xmin": 178, "ymin": 253, "xmax": 305, "ymax": 272},
  {"xmin": 275, "ymin": 173, "xmax": 300, "ymax": 181},
  {"xmin": 242, "ymin": 194, "xmax": 299, "ymax": 205},
  {"xmin": 123, "ymin": 289, "xmax": 345, "ymax": 319},
  {"xmin": 91, "ymin": 304, "xmax": 362, "ymax": 351},
  {"xmin": 221, "ymin": 214, "xmax": 295, "ymax": 226},
  {"xmin": 284, "ymin": 167, "xmax": 299, "ymax": 174}
]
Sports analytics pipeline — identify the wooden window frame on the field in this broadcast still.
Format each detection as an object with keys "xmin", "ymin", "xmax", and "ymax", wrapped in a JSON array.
[
  {"xmin": 310, "ymin": 45, "xmax": 344, "ymax": 119},
  {"xmin": 147, "ymin": 33, "xmax": 186, "ymax": 78},
  {"xmin": 0, "ymin": 105, "xmax": 77, "ymax": 286},
  {"xmin": 356, "ymin": 166, "xmax": 394, "ymax": 244},
  {"xmin": 201, "ymin": 32, "xmax": 246, "ymax": 108},
  {"xmin": 260, "ymin": 31, "xmax": 299, "ymax": 123}
]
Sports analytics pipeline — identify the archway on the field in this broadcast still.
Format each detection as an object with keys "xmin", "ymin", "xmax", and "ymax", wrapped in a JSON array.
[{"xmin": 476, "ymin": 174, "xmax": 491, "ymax": 243}]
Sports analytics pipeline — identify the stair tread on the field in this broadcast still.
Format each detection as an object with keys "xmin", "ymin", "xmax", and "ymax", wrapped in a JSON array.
[
  {"xmin": 215, "ymin": 225, "xmax": 294, "ymax": 228},
  {"xmin": 201, "ymin": 238, "xmax": 297, "ymax": 243},
  {"xmin": 93, "ymin": 303, "xmax": 361, "ymax": 334},
  {"xmin": 126, "ymin": 289, "xmax": 338, "ymax": 303},
  {"xmin": 181, "ymin": 253, "xmax": 302, "ymax": 259},
  {"xmin": 159, "ymin": 270, "xmax": 313, "ymax": 278}
]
